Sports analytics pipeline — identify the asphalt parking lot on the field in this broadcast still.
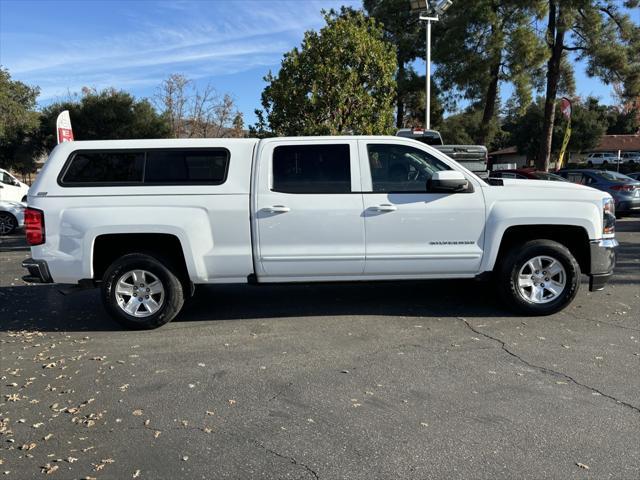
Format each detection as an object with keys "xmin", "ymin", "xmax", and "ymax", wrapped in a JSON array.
[{"xmin": 1, "ymin": 220, "xmax": 638, "ymax": 479}]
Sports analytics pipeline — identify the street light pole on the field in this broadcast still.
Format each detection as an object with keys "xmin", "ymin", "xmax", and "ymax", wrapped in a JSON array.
[
  {"xmin": 426, "ymin": 19, "xmax": 431, "ymax": 129},
  {"xmin": 420, "ymin": 13, "xmax": 438, "ymax": 130},
  {"xmin": 412, "ymin": 0, "xmax": 452, "ymax": 130}
]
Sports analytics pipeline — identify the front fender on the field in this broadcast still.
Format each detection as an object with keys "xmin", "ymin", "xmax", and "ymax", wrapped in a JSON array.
[{"xmin": 481, "ymin": 200, "xmax": 600, "ymax": 272}]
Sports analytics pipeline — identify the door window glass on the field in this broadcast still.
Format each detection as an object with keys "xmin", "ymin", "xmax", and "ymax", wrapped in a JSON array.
[
  {"xmin": 272, "ymin": 144, "xmax": 351, "ymax": 193},
  {"xmin": 367, "ymin": 144, "xmax": 450, "ymax": 193}
]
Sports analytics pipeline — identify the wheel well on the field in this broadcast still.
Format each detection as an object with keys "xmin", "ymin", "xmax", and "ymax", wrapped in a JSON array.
[
  {"xmin": 93, "ymin": 233, "xmax": 190, "ymax": 284},
  {"xmin": 496, "ymin": 225, "xmax": 590, "ymax": 273}
]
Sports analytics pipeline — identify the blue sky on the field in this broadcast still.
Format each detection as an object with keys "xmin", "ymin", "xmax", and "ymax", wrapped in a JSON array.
[{"xmin": 1, "ymin": 0, "xmax": 637, "ymax": 126}]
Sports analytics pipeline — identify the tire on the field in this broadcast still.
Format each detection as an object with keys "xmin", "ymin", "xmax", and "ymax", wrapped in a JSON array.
[
  {"xmin": 497, "ymin": 240, "xmax": 580, "ymax": 316},
  {"xmin": 0, "ymin": 212, "xmax": 18, "ymax": 235},
  {"xmin": 101, "ymin": 253, "xmax": 184, "ymax": 329}
]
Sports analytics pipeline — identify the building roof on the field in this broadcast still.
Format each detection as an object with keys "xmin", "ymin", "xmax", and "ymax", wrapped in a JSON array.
[{"xmin": 592, "ymin": 134, "xmax": 640, "ymax": 152}]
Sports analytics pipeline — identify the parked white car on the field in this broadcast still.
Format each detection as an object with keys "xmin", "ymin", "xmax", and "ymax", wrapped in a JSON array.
[
  {"xmin": 584, "ymin": 152, "xmax": 620, "ymax": 166},
  {"xmin": 23, "ymin": 137, "xmax": 617, "ymax": 329},
  {"xmin": 0, "ymin": 200, "xmax": 26, "ymax": 235},
  {"xmin": 0, "ymin": 168, "xmax": 29, "ymax": 202}
]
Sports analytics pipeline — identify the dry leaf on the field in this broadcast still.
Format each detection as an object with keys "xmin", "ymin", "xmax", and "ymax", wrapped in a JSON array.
[
  {"xmin": 576, "ymin": 462, "xmax": 590, "ymax": 470},
  {"xmin": 228, "ymin": 399, "xmax": 236, "ymax": 406},
  {"xmin": 153, "ymin": 430, "xmax": 161, "ymax": 439},
  {"xmin": 206, "ymin": 411, "xmax": 215, "ymax": 416},
  {"xmin": 133, "ymin": 470, "xmax": 141, "ymax": 478},
  {"xmin": 420, "ymin": 422, "xmax": 429, "ymax": 427},
  {"xmin": 182, "ymin": 456, "xmax": 189, "ymax": 461},
  {"xmin": 42, "ymin": 464, "xmax": 58, "ymax": 474},
  {"xmin": 20, "ymin": 443, "xmax": 37, "ymax": 451},
  {"xmin": 132, "ymin": 409, "xmax": 143, "ymax": 416}
]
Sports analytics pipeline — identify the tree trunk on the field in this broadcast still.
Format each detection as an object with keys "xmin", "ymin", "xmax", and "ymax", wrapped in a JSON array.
[
  {"xmin": 537, "ymin": 1, "xmax": 566, "ymax": 171},
  {"xmin": 478, "ymin": 57, "xmax": 501, "ymax": 145},
  {"xmin": 396, "ymin": 57, "xmax": 405, "ymax": 129}
]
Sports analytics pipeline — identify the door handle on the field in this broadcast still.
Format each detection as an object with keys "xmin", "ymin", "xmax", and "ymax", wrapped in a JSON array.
[
  {"xmin": 372, "ymin": 204, "xmax": 397, "ymax": 212},
  {"xmin": 266, "ymin": 205, "xmax": 290, "ymax": 213}
]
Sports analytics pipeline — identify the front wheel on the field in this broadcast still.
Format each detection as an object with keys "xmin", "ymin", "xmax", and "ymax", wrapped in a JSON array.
[
  {"xmin": 101, "ymin": 253, "xmax": 185, "ymax": 329},
  {"xmin": 498, "ymin": 240, "xmax": 580, "ymax": 315}
]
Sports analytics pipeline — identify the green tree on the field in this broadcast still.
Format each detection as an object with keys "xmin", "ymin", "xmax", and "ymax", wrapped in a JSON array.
[
  {"xmin": 537, "ymin": 0, "xmax": 640, "ymax": 170},
  {"xmin": 0, "ymin": 67, "xmax": 40, "ymax": 172},
  {"xmin": 399, "ymin": 69, "xmax": 444, "ymax": 128},
  {"xmin": 363, "ymin": 0, "xmax": 425, "ymax": 128},
  {"xmin": 256, "ymin": 8, "xmax": 397, "ymax": 136},
  {"xmin": 34, "ymin": 88, "xmax": 171, "ymax": 152},
  {"xmin": 433, "ymin": 1, "xmax": 547, "ymax": 145},
  {"xmin": 507, "ymin": 97, "xmax": 607, "ymax": 161}
]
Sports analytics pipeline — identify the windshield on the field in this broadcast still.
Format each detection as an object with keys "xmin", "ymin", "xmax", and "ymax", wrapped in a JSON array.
[
  {"xmin": 596, "ymin": 171, "xmax": 635, "ymax": 182},
  {"xmin": 532, "ymin": 172, "xmax": 567, "ymax": 181}
]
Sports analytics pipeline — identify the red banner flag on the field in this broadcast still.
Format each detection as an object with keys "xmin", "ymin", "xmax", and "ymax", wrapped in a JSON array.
[{"xmin": 56, "ymin": 110, "xmax": 74, "ymax": 144}]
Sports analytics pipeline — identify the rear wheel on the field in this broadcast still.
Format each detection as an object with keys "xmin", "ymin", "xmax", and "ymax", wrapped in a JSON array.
[
  {"xmin": 498, "ymin": 240, "xmax": 580, "ymax": 315},
  {"xmin": 101, "ymin": 253, "xmax": 184, "ymax": 329},
  {"xmin": 0, "ymin": 212, "xmax": 18, "ymax": 235}
]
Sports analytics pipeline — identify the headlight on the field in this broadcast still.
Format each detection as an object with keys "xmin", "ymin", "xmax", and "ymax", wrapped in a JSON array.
[{"xmin": 603, "ymin": 197, "xmax": 615, "ymax": 235}]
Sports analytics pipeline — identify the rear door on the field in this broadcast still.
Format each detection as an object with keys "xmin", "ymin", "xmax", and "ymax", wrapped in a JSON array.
[
  {"xmin": 254, "ymin": 140, "xmax": 365, "ymax": 279},
  {"xmin": 359, "ymin": 140, "xmax": 485, "ymax": 276}
]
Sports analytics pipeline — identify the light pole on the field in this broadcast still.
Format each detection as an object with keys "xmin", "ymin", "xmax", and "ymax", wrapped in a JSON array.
[{"xmin": 410, "ymin": 0, "xmax": 452, "ymax": 130}]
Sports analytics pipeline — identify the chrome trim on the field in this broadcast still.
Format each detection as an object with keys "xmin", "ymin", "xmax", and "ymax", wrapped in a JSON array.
[{"xmin": 590, "ymin": 239, "xmax": 619, "ymax": 248}]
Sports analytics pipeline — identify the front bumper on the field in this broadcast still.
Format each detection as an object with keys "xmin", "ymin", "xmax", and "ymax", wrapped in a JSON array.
[
  {"xmin": 588, "ymin": 239, "xmax": 618, "ymax": 291},
  {"xmin": 22, "ymin": 257, "xmax": 53, "ymax": 283}
]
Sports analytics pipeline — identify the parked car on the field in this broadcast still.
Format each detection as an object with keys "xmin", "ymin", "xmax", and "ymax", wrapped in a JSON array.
[
  {"xmin": 584, "ymin": 152, "xmax": 621, "ymax": 166},
  {"xmin": 0, "ymin": 168, "xmax": 29, "ymax": 203},
  {"xmin": 490, "ymin": 169, "xmax": 568, "ymax": 182},
  {"xmin": 23, "ymin": 137, "xmax": 617, "ymax": 329},
  {"xmin": 0, "ymin": 200, "xmax": 26, "ymax": 235},
  {"xmin": 557, "ymin": 169, "xmax": 640, "ymax": 216},
  {"xmin": 621, "ymin": 152, "xmax": 640, "ymax": 163},
  {"xmin": 626, "ymin": 172, "xmax": 640, "ymax": 181},
  {"xmin": 396, "ymin": 128, "xmax": 488, "ymax": 178}
]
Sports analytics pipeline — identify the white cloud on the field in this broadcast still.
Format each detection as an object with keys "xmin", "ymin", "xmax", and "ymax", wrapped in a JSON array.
[{"xmin": 2, "ymin": 0, "xmax": 352, "ymax": 101}]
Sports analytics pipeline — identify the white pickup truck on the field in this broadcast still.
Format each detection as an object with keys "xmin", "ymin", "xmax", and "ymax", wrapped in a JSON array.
[{"xmin": 23, "ymin": 136, "xmax": 618, "ymax": 329}]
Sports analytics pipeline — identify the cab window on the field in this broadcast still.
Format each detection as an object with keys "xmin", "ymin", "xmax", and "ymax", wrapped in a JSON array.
[
  {"xmin": 272, "ymin": 144, "xmax": 351, "ymax": 194},
  {"xmin": 366, "ymin": 144, "xmax": 449, "ymax": 193}
]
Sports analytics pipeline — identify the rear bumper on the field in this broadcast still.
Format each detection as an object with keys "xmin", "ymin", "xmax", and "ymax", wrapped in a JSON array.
[
  {"xmin": 22, "ymin": 257, "xmax": 53, "ymax": 283},
  {"xmin": 588, "ymin": 239, "xmax": 617, "ymax": 292}
]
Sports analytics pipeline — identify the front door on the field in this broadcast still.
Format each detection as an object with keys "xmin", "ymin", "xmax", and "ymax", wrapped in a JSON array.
[
  {"xmin": 359, "ymin": 140, "xmax": 485, "ymax": 276},
  {"xmin": 254, "ymin": 140, "xmax": 365, "ymax": 279}
]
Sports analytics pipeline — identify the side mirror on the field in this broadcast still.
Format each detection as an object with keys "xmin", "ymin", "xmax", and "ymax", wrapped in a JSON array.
[{"xmin": 427, "ymin": 170, "xmax": 469, "ymax": 193}]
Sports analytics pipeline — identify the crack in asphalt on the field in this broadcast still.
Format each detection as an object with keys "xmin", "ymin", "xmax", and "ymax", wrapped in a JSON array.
[
  {"xmin": 457, "ymin": 317, "xmax": 640, "ymax": 415},
  {"xmin": 270, "ymin": 382, "xmax": 294, "ymax": 402},
  {"xmin": 253, "ymin": 440, "xmax": 319, "ymax": 479}
]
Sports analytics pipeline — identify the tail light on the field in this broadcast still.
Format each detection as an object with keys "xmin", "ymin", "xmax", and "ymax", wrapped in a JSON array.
[
  {"xmin": 609, "ymin": 184, "xmax": 636, "ymax": 192},
  {"xmin": 25, "ymin": 207, "xmax": 45, "ymax": 246},
  {"xmin": 603, "ymin": 198, "xmax": 615, "ymax": 235}
]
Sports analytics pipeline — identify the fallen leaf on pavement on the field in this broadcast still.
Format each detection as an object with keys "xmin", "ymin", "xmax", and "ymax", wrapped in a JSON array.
[{"xmin": 576, "ymin": 462, "xmax": 590, "ymax": 470}]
